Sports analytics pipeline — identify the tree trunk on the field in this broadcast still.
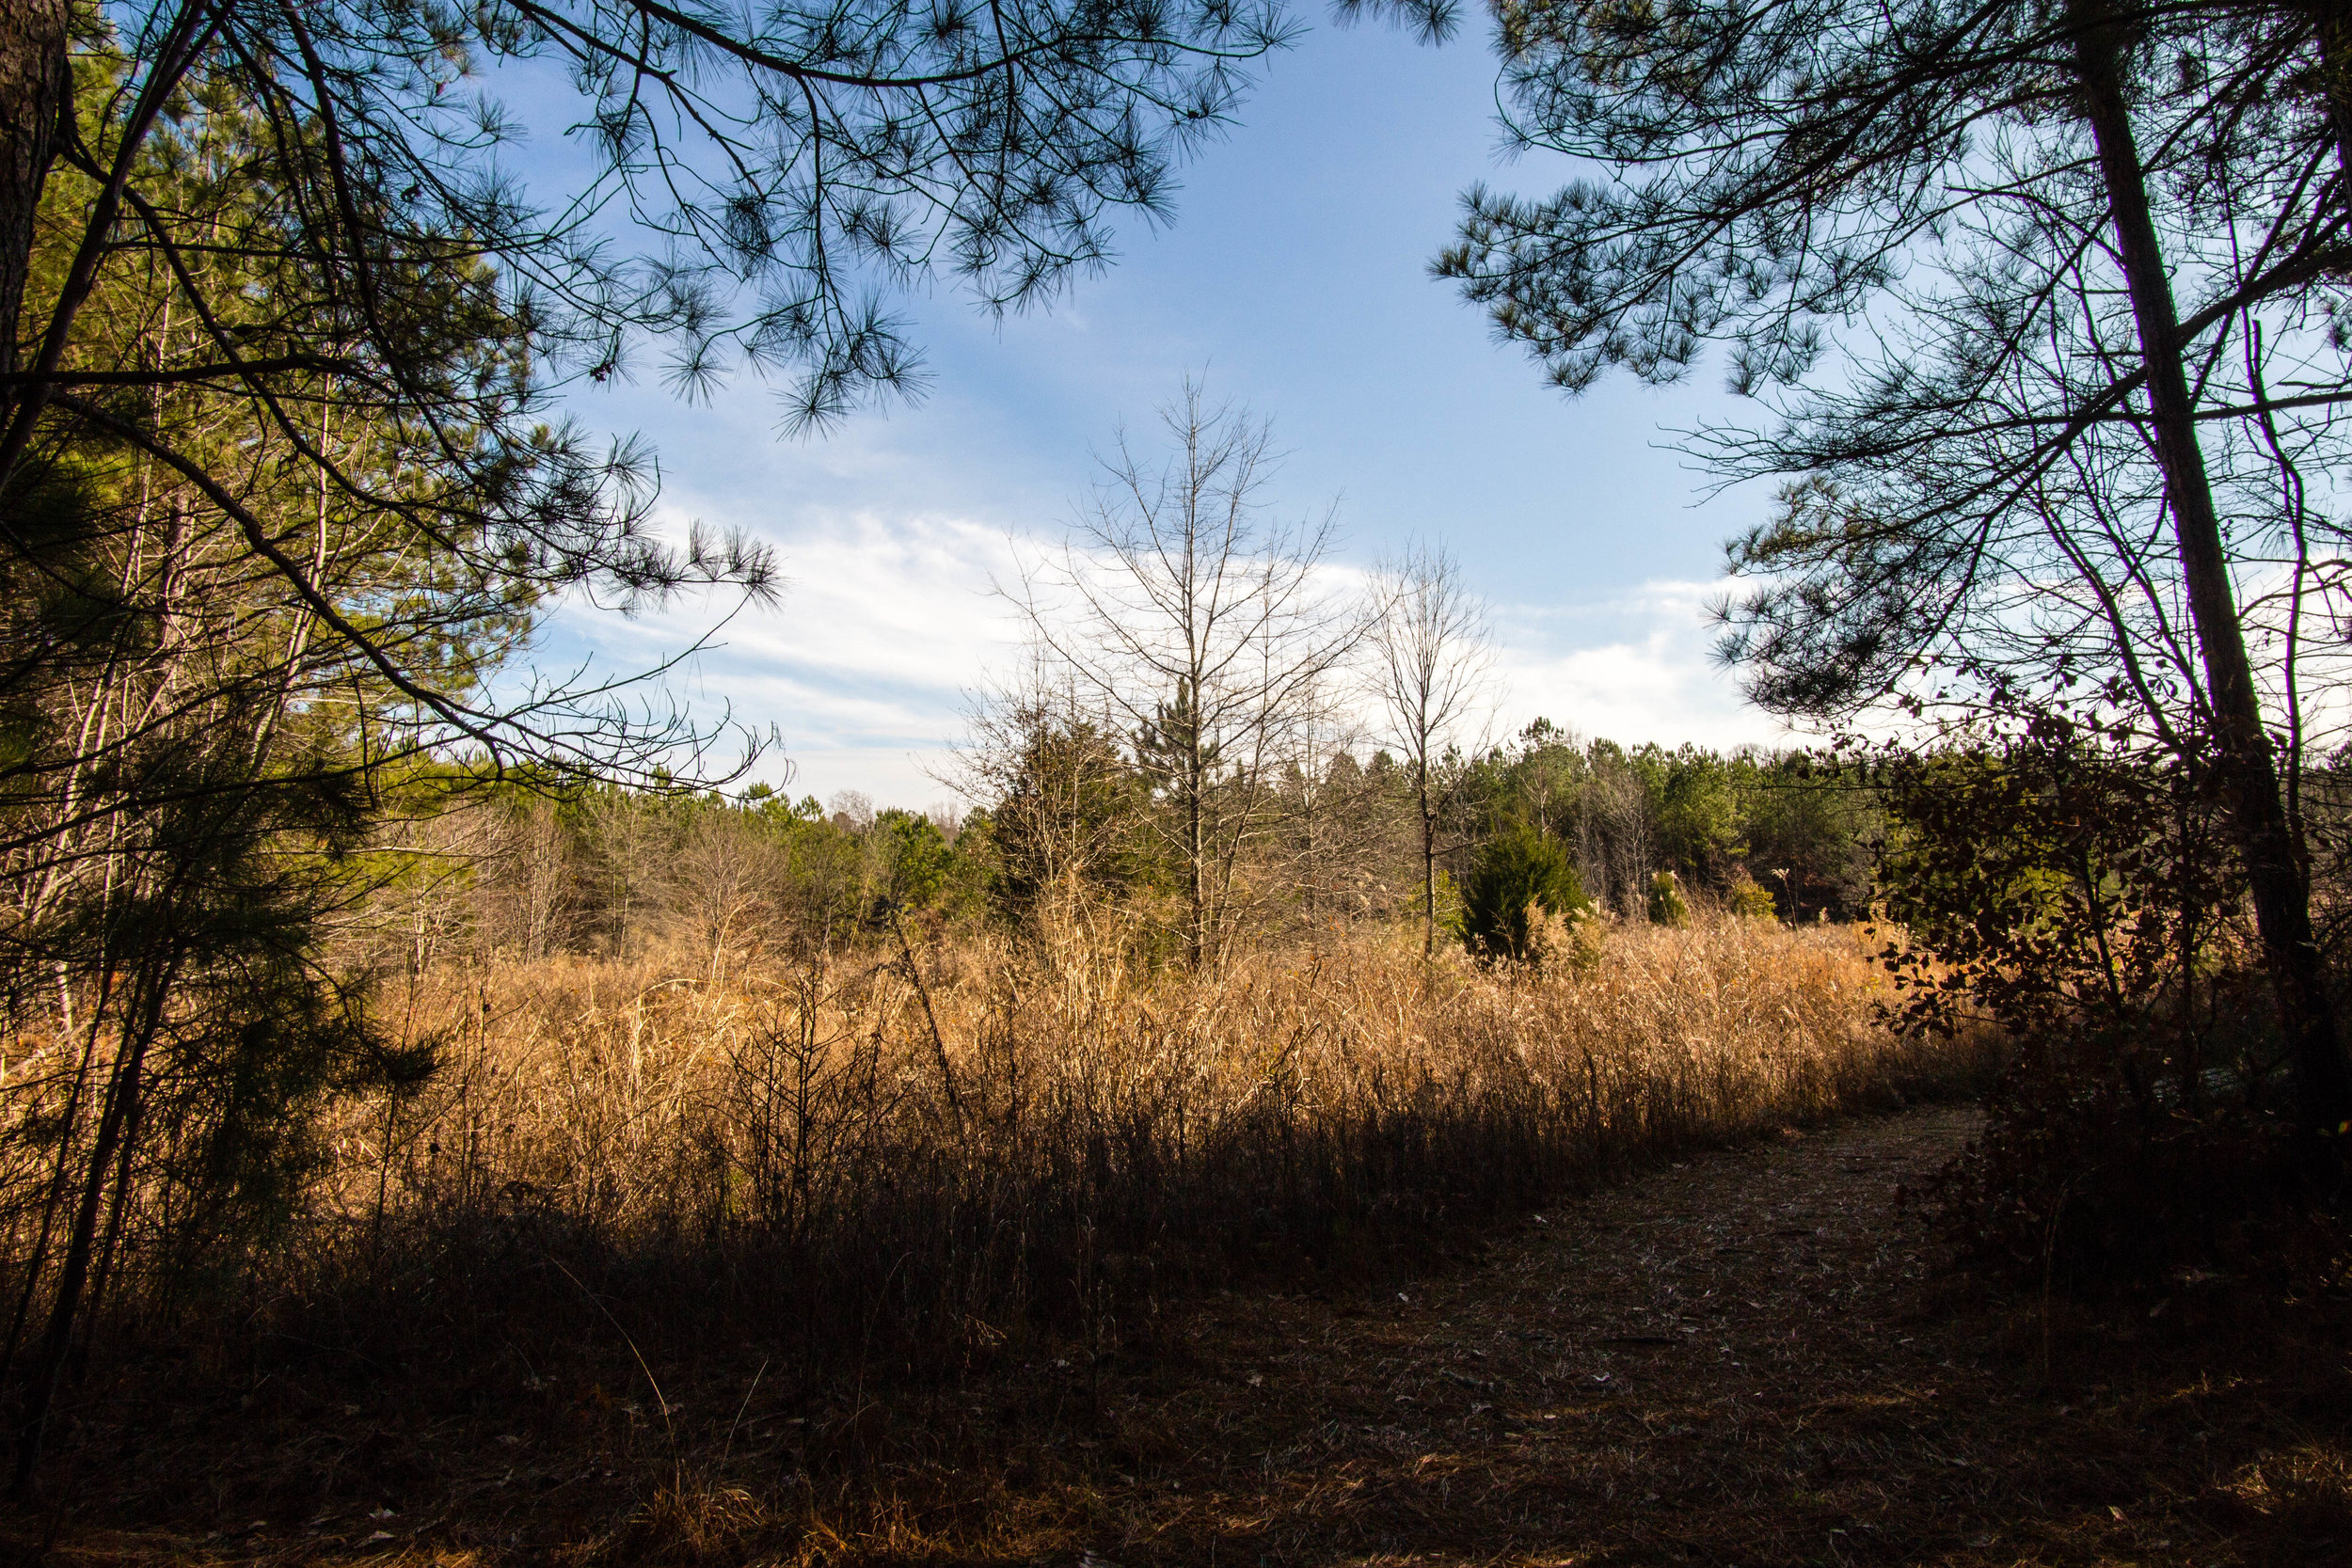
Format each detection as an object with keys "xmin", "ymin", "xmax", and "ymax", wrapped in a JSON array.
[
  {"xmin": 1420, "ymin": 768, "xmax": 1437, "ymax": 958},
  {"xmin": 2075, "ymin": 7, "xmax": 2352, "ymax": 1152},
  {"xmin": 0, "ymin": 0, "xmax": 69, "ymax": 382},
  {"xmin": 1187, "ymin": 744, "xmax": 1204, "ymax": 971},
  {"xmin": 13, "ymin": 950, "xmax": 171, "ymax": 1489},
  {"xmin": 2305, "ymin": 1, "xmax": 2352, "ymax": 179}
]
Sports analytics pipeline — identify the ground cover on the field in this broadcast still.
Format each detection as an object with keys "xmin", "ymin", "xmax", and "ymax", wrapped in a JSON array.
[{"xmin": 10, "ymin": 1105, "xmax": 2346, "ymax": 1566}]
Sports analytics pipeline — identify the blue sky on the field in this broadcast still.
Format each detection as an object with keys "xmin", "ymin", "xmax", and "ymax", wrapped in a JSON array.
[{"xmin": 533, "ymin": 14, "xmax": 1797, "ymax": 806}]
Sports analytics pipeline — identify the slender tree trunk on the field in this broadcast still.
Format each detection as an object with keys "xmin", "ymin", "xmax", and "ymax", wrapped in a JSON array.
[
  {"xmin": 2305, "ymin": 2, "xmax": 2352, "ymax": 180},
  {"xmin": 889, "ymin": 903, "xmax": 961, "ymax": 1130},
  {"xmin": 1187, "ymin": 749, "xmax": 1204, "ymax": 970},
  {"xmin": 0, "ymin": 962, "xmax": 103, "ymax": 1393},
  {"xmin": 13, "ymin": 946, "xmax": 172, "ymax": 1489},
  {"xmin": 1420, "ymin": 766, "xmax": 1437, "ymax": 958},
  {"xmin": 0, "ymin": 0, "xmax": 69, "ymax": 381},
  {"xmin": 2075, "ymin": 8, "xmax": 2352, "ymax": 1151}
]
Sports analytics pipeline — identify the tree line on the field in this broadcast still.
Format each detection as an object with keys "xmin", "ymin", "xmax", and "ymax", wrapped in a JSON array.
[{"xmin": 387, "ymin": 719, "xmax": 1874, "ymax": 980}]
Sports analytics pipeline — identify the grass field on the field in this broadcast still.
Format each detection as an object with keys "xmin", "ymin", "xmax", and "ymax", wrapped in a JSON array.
[
  {"xmin": 7, "ymin": 913, "xmax": 2026, "ymax": 1558},
  {"xmin": 305, "ymin": 914, "xmax": 1987, "ymax": 1376}
]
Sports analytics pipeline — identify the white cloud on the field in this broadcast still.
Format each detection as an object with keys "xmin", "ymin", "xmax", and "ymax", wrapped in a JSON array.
[
  {"xmin": 546, "ymin": 516, "xmax": 1800, "ymax": 805},
  {"xmin": 1487, "ymin": 580, "xmax": 1801, "ymax": 752},
  {"xmin": 547, "ymin": 508, "xmax": 1026, "ymax": 800}
]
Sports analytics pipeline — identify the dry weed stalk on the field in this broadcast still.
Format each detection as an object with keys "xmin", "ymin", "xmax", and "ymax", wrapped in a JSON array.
[{"xmin": 248, "ymin": 915, "xmax": 1988, "ymax": 1394}]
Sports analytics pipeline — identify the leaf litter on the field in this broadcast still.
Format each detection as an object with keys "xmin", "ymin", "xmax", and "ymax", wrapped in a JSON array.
[{"xmin": 8, "ymin": 1106, "xmax": 2348, "ymax": 1565}]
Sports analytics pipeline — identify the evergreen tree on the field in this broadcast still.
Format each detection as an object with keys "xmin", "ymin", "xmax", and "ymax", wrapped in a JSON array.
[
  {"xmin": 1461, "ymin": 819, "xmax": 1588, "ymax": 962},
  {"xmin": 1441, "ymin": 0, "xmax": 2352, "ymax": 1145},
  {"xmin": 0, "ymin": 55, "xmax": 548, "ymax": 1467}
]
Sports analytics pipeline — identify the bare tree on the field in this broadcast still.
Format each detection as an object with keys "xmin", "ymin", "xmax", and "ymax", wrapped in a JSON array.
[
  {"xmin": 497, "ymin": 799, "xmax": 579, "ymax": 963},
  {"xmin": 392, "ymin": 811, "xmax": 496, "ymax": 980},
  {"xmin": 660, "ymin": 808, "xmax": 790, "ymax": 982},
  {"xmin": 1011, "ymin": 382, "xmax": 1361, "ymax": 967},
  {"xmin": 1267, "ymin": 735, "xmax": 1400, "ymax": 930},
  {"xmin": 1367, "ymin": 542, "xmax": 1494, "ymax": 956}
]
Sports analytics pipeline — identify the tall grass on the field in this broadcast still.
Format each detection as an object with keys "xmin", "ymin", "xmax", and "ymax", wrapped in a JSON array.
[{"xmin": 240, "ymin": 914, "xmax": 1987, "ymax": 1392}]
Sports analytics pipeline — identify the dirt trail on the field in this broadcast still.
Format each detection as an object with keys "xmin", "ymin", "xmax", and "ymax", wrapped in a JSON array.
[
  {"xmin": 16, "ymin": 1107, "xmax": 2350, "ymax": 1565},
  {"xmin": 1007, "ymin": 1106, "xmax": 2344, "ymax": 1566}
]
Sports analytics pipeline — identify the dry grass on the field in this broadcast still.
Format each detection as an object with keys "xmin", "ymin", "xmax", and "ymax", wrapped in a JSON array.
[
  {"xmin": 8, "ymin": 914, "xmax": 2035, "ymax": 1559},
  {"xmin": 292, "ymin": 914, "xmax": 1980, "ymax": 1374},
  {"xmin": 367, "ymin": 910, "xmax": 1960, "ymax": 1226}
]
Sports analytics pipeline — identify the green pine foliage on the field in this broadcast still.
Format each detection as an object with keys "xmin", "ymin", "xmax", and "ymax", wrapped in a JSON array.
[
  {"xmin": 1724, "ymin": 875, "xmax": 1779, "ymax": 922},
  {"xmin": 1461, "ymin": 822, "xmax": 1592, "ymax": 962},
  {"xmin": 1454, "ymin": 723, "xmax": 1876, "ymax": 919},
  {"xmin": 1647, "ymin": 870, "xmax": 1690, "ymax": 927},
  {"xmin": 876, "ymin": 809, "xmax": 957, "ymax": 913}
]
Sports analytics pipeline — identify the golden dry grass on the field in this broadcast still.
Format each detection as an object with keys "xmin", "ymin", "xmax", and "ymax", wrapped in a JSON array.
[
  {"xmin": 245, "ymin": 915, "xmax": 1989, "ymax": 1394},
  {"xmin": 353, "ymin": 912, "xmax": 1964, "ymax": 1243},
  {"xmin": 4, "ymin": 914, "xmax": 2058, "ymax": 1562}
]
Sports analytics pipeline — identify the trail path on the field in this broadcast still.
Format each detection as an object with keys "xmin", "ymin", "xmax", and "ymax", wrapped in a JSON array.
[
  {"xmin": 1018, "ymin": 1106, "xmax": 2338, "ymax": 1566},
  {"xmin": 22, "ymin": 1107, "xmax": 2348, "ymax": 1565}
]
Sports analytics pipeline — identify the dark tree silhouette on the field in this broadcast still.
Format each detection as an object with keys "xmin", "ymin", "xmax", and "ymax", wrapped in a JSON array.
[
  {"xmin": 0, "ymin": 0, "xmax": 1460, "ymax": 774},
  {"xmin": 0, "ymin": 0, "xmax": 1457, "ymax": 1479},
  {"xmin": 1441, "ymin": 0, "xmax": 2352, "ymax": 1147}
]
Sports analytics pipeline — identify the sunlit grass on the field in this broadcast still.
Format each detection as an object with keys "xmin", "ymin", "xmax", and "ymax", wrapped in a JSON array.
[{"xmin": 293, "ymin": 913, "xmax": 1989, "ymax": 1386}]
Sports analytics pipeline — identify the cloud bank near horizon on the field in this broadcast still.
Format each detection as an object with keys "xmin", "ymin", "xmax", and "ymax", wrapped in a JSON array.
[{"xmin": 547, "ymin": 510, "xmax": 1797, "ymax": 809}]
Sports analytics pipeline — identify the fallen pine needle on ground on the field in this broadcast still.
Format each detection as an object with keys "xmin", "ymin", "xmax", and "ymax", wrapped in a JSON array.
[{"xmin": 9, "ymin": 1103, "xmax": 2349, "ymax": 1566}]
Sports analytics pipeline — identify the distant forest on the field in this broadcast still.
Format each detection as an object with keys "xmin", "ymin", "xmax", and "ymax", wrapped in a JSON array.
[{"xmin": 394, "ymin": 723, "xmax": 1876, "ymax": 977}]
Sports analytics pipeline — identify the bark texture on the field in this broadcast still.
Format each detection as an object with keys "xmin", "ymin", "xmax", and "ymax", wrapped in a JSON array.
[{"xmin": 0, "ymin": 0, "xmax": 69, "ymax": 380}]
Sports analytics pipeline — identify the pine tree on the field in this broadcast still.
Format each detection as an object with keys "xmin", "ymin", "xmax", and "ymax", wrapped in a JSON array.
[{"xmin": 1442, "ymin": 0, "xmax": 2352, "ymax": 1146}]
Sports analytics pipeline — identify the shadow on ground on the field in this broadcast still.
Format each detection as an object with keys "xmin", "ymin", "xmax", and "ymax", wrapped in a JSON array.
[{"xmin": 9, "ymin": 1108, "xmax": 2349, "ymax": 1565}]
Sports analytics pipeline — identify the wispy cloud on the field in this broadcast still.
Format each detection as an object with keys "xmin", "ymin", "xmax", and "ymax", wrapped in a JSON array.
[{"xmin": 547, "ymin": 508, "xmax": 1025, "ymax": 803}]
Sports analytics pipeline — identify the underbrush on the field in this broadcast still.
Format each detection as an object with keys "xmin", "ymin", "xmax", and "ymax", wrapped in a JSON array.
[
  {"xmin": 1864, "ymin": 727, "xmax": 2352, "ymax": 1308},
  {"xmin": 201, "ymin": 916, "xmax": 1993, "ymax": 1397},
  {"xmin": 1923, "ymin": 1035, "xmax": 2350, "ymax": 1307}
]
